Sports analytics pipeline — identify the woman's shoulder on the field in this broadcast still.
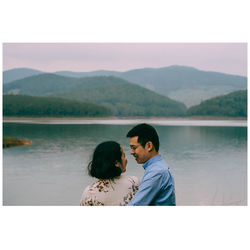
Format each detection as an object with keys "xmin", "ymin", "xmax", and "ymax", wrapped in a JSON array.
[
  {"xmin": 119, "ymin": 175, "xmax": 139, "ymax": 185},
  {"xmin": 82, "ymin": 184, "xmax": 91, "ymax": 193},
  {"xmin": 81, "ymin": 179, "xmax": 108, "ymax": 195}
]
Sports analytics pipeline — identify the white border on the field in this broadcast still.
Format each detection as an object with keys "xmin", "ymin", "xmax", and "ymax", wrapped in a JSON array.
[{"xmin": 1, "ymin": 1, "xmax": 249, "ymax": 250}]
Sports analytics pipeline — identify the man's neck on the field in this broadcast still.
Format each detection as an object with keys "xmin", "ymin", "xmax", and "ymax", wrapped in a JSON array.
[{"xmin": 146, "ymin": 152, "xmax": 159, "ymax": 162}]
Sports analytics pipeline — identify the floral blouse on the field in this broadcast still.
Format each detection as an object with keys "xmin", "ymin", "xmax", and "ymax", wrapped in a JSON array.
[{"xmin": 80, "ymin": 175, "xmax": 139, "ymax": 206}]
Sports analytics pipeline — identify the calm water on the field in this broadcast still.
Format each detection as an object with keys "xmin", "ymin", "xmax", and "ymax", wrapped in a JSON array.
[{"xmin": 3, "ymin": 120, "xmax": 247, "ymax": 205}]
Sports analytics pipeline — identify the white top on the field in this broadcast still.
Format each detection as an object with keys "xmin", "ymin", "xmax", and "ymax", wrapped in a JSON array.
[{"xmin": 80, "ymin": 175, "xmax": 139, "ymax": 206}]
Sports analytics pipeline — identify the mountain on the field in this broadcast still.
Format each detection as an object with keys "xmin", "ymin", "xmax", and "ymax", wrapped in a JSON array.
[
  {"xmin": 3, "ymin": 74, "xmax": 187, "ymax": 116},
  {"xmin": 4, "ymin": 66, "xmax": 247, "ymax": 107},
  {"xmin": 53, "ymin": 76, "xmax": 187, "ymax": 116},
  {"xmin": 55, "ymin": 70, "xmax": 121, "ymax": 78},
  {"xmin": 118, "ymin": 66, "xmax": 247, "ymax": 107},
  {"xmin": 2, "ymin": 68, "xmax": 121, "ymax": 84},
  {"xmin": 3, "ymin": 95, "xmax": 111, "ymax": 117},
  {"xmin": 55, "ymin": 66, "xmax": 247, "ymax": 107},
  {"xmin": 187, "ymin": 90, "xmax": 247, "ymax": 117},
  {"xmin": 3, "ymin": 68, "xmax": 43, "ymax": 84},
  {"xmin": 3, "ymin": 73, "xmax": 80, "ymax": 95}
]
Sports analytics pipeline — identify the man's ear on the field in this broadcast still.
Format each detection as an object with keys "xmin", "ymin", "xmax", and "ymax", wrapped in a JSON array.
[{"xmin": 146, "ymin": 141, "xmax": 154, "ymax": 152}]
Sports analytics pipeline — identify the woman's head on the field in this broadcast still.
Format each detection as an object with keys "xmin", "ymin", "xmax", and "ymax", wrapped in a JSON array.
[{"xmin": 88, "ymin": 141, "xmax": 127, "ymax": 179}]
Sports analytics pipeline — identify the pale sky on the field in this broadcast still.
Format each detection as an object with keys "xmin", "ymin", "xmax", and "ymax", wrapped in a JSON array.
[{"xmin": 3, "ymin": 43, "xmax": 247, "ymax": 77}]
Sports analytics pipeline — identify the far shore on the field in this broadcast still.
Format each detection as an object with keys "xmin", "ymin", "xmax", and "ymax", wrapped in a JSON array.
[{"xmin": 2, "ymin": 116, "xmax": 247, "ymax": 121}]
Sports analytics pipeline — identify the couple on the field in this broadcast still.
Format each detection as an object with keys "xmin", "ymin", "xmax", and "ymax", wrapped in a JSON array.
[{"xmin": 80, "ymin": 123, "xmax": 176, "ymax": 206}]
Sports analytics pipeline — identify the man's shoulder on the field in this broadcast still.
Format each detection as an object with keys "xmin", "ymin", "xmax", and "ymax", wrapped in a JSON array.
[
  {"xmin": 146, "ymin": 160, "xmax": 170, "ymax": 177},
  {"xmin": 150, "ymin": 157, "xmax": 168, "ymax": 170},
  {"xmin": 145, "ymin": 164, "xmax": 166, "ymax": 176}
]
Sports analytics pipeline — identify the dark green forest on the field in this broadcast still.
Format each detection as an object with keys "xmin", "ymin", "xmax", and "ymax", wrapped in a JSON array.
[
  {"xmin": 3, "ymin": 75, "xmax": 187, "ymax": 116},
  {"xmin": 187, "ymin": 90, "xmax": 247, "ymax": 117},
  {"xmin": 53, "ymin": 76, "xmax": 187, "ymax": 116},
  {"xmin": 3, "ymin": 95, "xmax": 111, "ymax": 117},
  {"xmin": 3, "ymin": 90, "xmax": 248, "ymax": 118}
]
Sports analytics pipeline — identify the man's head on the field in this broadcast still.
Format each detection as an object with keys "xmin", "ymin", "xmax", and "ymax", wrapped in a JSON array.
[{"xmin": 126, "ymin": 123, "xmax": 159, "ymax": 164}]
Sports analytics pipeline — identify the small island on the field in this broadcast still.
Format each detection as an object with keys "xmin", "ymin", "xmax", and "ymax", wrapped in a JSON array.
[{"xmin": 3, "ymin": 137, "xmax": 32, "ymax": 148}]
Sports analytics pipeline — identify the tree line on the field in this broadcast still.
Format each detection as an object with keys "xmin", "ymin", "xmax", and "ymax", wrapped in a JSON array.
[
  {"xmin": 3, "ymin": 95, "xmax": 111, "ymax": 117},
  {"xmin": 187, "ymin": 90, "xmax": 247, "ymax": 117},
  {"xmin": 3, "ymin": 89, "xmax": 247, "ymax": 118}
]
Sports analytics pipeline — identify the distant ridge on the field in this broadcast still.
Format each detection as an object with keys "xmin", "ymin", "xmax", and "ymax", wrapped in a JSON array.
[
  {"xmin": 3, "ymin": 66, "xmax": 247, "ymax": 106},
  {"xmin": 118, "ymin": 66, "xmax": 247, "ymax": 107},
  {"xmin": 3, "ymin": 73, "xmax": 80, "ymax": 95},
  {"xmin": 3, "ymin": 68, "xmax": 43, "ymax": 83}
]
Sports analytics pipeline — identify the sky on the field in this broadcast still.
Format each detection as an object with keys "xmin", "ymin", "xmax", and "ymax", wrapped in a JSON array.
[{"xmin": 3, "ymin": 43, "xmax": 247, "ymax": 76}]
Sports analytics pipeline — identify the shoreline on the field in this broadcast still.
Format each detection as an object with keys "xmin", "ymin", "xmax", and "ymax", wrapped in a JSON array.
[{"xmin": 2, "ymin": 116, "xmax": 247, "ymax": 121}]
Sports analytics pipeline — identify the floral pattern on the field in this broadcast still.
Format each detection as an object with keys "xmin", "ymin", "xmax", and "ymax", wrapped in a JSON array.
[
  {"xmin": 121, "ymin": 178, "xmax": 139, "ymax": 205},
  {"xmin": 80, "ymin": 175, "xmax": 139, "ymax": 206}
]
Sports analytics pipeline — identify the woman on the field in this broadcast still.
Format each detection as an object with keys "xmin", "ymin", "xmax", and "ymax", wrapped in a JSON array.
[{"xmin": 80, "ymin": 141, "xmax": 139, "ymax": 206}]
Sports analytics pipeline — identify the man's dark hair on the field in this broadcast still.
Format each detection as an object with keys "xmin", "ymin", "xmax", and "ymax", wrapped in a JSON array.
[
  {"xmin": 126, "ymin": 123, "xmax": 159, "ymax": 152},
  {"xmin": 88, "ymin": 141, "xmax": 122, "ymax": 179}
]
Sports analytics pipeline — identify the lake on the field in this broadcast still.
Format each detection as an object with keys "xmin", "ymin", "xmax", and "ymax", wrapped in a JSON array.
[{"xmin": 2, "ymin": 119, "xmax": 247, "ymax": 206}]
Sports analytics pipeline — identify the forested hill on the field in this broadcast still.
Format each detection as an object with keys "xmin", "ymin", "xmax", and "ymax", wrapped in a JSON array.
[
  {"xmin": 3, "ymin": 68, "xmax": 43, "ymax": 83},
  {"xmin": 187, "ymin": 90, "xmax": 247, "ymax": 117},
  {"xmin": 3, "ymin": 74, "xmax": 187, "ymax": 116},
  {"xmin": 51, "ymin": 77, "xmax": 187, "ymax": 116},
  {"xmin": 4, "ymin": 66, "xmax": 247, "ymax": 107},
  {"xmin": 117, "ymin": 66, "xmax": 247, "ymax": 107},
  {"xmin": 3, "ymin": 73, "xmax": 80, "ymax": 95},
  {"xmin": 3, "ymin": 95, "xmax": 111, "ymax": 117}
]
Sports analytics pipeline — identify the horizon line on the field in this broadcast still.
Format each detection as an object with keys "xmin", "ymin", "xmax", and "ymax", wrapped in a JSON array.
[{"xmin": 3, "ymin": 65, "xmax": 247, "ymax": 77}]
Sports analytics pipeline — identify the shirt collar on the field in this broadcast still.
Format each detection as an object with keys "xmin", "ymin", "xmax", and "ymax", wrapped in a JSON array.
[{"xmin": 143, "ymin": 154, "xmax": 162, "ymax": 170}]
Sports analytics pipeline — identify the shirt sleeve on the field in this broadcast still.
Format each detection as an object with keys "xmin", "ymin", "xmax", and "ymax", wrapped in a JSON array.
[{"xmin": 127, "ymin": 170, "xmax": 163, "ymax": 206}]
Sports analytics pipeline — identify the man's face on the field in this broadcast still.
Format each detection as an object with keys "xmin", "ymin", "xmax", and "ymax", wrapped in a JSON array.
[{"xmin": 129, "ymin": 136, "xmax": 150, "ymax": 164}]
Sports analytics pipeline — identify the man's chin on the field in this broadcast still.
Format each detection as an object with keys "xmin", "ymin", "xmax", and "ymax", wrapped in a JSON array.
[
  {"xmin": 133, "ymin": 156, "xmax": 142, "ymax": 164},
  {"xmin": 135, "ymin": 159, "xmax": 142, "ymax": 164}
]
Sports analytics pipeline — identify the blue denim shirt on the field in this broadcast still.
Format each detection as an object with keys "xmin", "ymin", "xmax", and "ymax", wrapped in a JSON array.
[{"xmin": 127, "ymin": 155, "xmax": 176, "ymax": 206}]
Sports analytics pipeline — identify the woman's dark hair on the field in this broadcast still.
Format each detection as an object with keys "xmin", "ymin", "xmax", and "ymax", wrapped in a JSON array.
[
  {"xmin": 126, "ymin": 123, "xmax": 159, "ymax": 152},
  {"xmin": 88, "ymin": 141, "xmax": 122, "ymax": 179}
]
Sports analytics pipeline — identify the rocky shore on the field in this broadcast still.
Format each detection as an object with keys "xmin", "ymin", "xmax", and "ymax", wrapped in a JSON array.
[{"xmin": 3, "ymin": 137, "xmax": 32, "ymax": 148}]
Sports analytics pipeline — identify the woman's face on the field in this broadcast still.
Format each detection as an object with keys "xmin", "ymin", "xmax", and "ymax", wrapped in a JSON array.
[{"xmin": 118, "ymin": 147, "xmax": 127, "ymax": 173}]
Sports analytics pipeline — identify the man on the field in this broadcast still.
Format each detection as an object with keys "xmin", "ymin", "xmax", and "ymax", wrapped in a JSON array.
[{"xmin": 126, "ymin": 123, "xmax": 176, "ymax": 206}]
